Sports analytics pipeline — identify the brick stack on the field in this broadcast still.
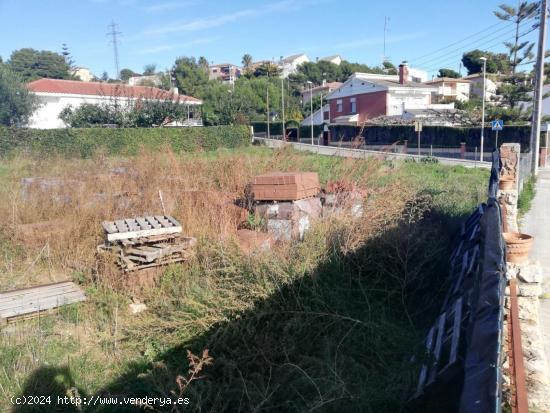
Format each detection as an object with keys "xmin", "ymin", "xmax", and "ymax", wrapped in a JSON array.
[
  {"xmin": 251, "ymin": 172, "xmax": 321, "ymax": 241},
  {"xmin": 252, "ymin": 172, "xmax": 320, "ymax": 201}
]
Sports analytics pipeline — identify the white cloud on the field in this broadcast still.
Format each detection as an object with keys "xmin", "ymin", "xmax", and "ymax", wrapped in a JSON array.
[
  {"xmin": 139, "ymin": 37, "xmax": 216, "ymax": 54},
  {"xmin": 143, "ymin": 0, "xmax": 314, "ymax": 36}
]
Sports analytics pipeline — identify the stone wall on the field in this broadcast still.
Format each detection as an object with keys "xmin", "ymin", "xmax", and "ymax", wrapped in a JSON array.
[
  {"xmin": 498, "ymin": 143, "xmax": 520, "ymax": 232},
  {"xmin": 499, "ymin": 142, "xmax": 550, "ymax": 412}
]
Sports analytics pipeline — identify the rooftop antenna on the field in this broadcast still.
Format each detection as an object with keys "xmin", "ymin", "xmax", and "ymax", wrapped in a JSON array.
[
  {"xmin": 107, "ymin": 20, "xmax": 122, "ymax": 80},
  {"xmin": 383, "ymin": 16, "xmax": 390, "ymax": 63}
]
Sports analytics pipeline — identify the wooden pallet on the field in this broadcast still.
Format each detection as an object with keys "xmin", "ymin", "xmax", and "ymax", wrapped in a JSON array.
[
  {"xmin": 102, "ymin": 216, "xmax": 182, "ymax": 242},
  {"xmin": 0, "ymin": 281, "xmax": 86, "ymax": 325},
  {"xmin": 414, "ymin": 296, "xmax": 469, "ymax": 398},
  {"xmin": 99, "ymin": 215, "xmax": 195, "ymax": 272}
]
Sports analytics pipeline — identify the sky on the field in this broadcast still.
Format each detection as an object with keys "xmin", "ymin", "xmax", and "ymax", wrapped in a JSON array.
[{"xmin": 0, "ymin": 0, "xmax": 545, "ymax": 78}]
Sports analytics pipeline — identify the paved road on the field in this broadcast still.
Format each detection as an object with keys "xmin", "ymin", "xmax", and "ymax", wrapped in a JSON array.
[{"xmin": 521, "ymin": 168, "xmax": 550, "ymax": 364}]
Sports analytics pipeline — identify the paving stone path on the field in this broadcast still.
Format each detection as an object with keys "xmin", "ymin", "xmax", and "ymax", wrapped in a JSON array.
[{"xmin": 520, "ymin": 168, "xmax": 550, "ymax": 366}]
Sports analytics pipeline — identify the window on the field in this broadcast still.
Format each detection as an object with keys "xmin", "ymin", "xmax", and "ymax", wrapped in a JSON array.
[
  {"xmin": 337, "ymin": 99, "xmax": 343, "ymax": 112},
  {"xmin": 350, "ymin": 97, "xmax": 356, "ymax": 114}
]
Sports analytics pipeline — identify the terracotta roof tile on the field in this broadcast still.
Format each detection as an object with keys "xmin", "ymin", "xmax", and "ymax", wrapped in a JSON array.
[{"xmin": 27, "ymin": 78, "xmax": 201, "ymax": 103}]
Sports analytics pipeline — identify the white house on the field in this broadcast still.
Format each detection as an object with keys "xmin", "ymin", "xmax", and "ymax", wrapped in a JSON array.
[
  {"xmin": 71, "ymin": 67, "xmax": 94, "ymax": 82},
  {"xmin": 301, "ymin": 81, "xmax": 343, "ymax": 103},
  {"xmin": 280, "ymin": 53, "xmax": 309, "ymax": 78},
  {"xmin": 325, "ymin": 62, "xmax": 450, "ymax": 126},
  {"xmin": 463, "ymin": 73, "xmax": 498, "ymax": 101},
  {"xmin": 128, "ymin": 74, "xmax": 163, "ymax": 87},
  {"xmin": 319, "ymin": 55, "xmax": 342, "ymax": 66},
  {"xmin": 301, "ymin": 104, "xmax": 329, "ymax": 126},
  {"xmin": 27, "ymin": 78, "xmax": 202, "ymax": 129},
  {"xmin": 424, "ymin": 77, "xmax": 471, "ymax": 102}
]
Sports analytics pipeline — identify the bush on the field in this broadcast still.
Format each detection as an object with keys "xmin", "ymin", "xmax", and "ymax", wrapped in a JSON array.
[
  {"xmin": 60, "ymin": 98, "xmax": 195, "ymax": 128},
  {"xmin": 0, "ymin": 126, "xmax": 251, "ymax": 157}
]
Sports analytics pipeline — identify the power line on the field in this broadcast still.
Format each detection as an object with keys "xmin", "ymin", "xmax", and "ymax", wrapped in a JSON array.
[
  {"xmin": 423, "ymin": 27, "xmax": 537, "ymax": 73},
  {"xmin": 413, "ymin": 20, "xmax": 532, "ymax": 68},
  {"xmin": 415, "ymin": 27, "xmax": 517, "ymax": 68},
  {"xmin": 411, "ymin": 5, "xmax": 538, "ymax": 62},
  {"xmin": 107, "ymin": 20, "xmax": 122, "ymax": 80},
  {"xmin": 409, "ymin": 20, "xmax": 507, "ymax": 62}
]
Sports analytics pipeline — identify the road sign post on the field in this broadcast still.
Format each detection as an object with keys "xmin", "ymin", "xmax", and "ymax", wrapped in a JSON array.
[
  {"xmin": 415, "ymin": 120, "xmax": 423, "ymax": 156},
  {"xmin": 491, "ymin": 119, "xmax": 503, "ymax": 150}
]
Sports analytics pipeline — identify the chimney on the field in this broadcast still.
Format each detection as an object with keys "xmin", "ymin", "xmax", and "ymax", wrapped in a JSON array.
[
  {"xmin": 170, "ymin": 87, "xmax": 179, "ymax": 96},
  {"xmin": 322, "ymin": 79, "xmax": 326, "ymax": 86},
  {"xmin": 398, "ymin": 61, "xmax": 409, "ymax": 85}
]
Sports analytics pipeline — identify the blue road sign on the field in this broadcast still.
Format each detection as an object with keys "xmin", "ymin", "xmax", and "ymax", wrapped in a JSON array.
[{"xmin": 491, "ymin": 119, "xmax": 503, "ymax": 131}]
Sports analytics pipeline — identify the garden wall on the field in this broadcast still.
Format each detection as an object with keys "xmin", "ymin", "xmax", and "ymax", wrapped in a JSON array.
[{"xmin": 331, "ymin": 125, "xmax": 532, "ymax": 152}]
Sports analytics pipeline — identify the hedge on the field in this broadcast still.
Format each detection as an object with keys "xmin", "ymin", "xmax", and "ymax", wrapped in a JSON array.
[
  {"xmin": 0, "ymin": 125, "xmax": 251, "ymax": 158},
  {"xmin": 330, "ymin": 125, "xmax": 532, "ymax": 152}
]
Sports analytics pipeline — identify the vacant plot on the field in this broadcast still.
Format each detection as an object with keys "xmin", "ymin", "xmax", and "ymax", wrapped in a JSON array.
[{"xmin": 0, "ymin": 146, "xmax": 488, "ymax": 412}]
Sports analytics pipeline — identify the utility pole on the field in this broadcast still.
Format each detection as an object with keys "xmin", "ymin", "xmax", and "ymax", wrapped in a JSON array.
[
  {"xmin": 383, "ymin": 16, "xmax": 389, "ymax": 63},
  {"xmin": 281, "ymin": 78, "xmax": 285, "ymax": 140},
  {"xmin": 107, "ymin": 21, "xmax": 122, "ymax": 80},
  {"xmin": 530, "ymin": 0, "xmax": 548, "ymax": 175},
  {"xmin": 480, "ymin": 57, "xmax": 487, "ymax": 162},
  {"xmin": 266, "ymin": 87, "xmax": 270, "ymax": 140}
]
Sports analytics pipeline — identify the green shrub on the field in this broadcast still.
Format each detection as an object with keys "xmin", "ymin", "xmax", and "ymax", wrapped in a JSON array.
[
  {"xmin": 0, "ymin": 125, "xmax": 251, "ymax": 157},
  {"xmin": 518, "ymin": 175, "xmax": 536, "ymax": 216}
]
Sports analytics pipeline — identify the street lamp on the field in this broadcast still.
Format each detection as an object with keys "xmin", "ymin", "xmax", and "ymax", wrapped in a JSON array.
[
  {"xmin": 307, "ymin": 81, "xmax": 314, "ymax": 145},
  {"xmin": 480, "ymin": 56, "xmax": 487, "ymax": 162}
]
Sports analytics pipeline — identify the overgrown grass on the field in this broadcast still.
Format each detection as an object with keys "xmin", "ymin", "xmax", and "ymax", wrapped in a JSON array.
[
  {"xmin": 0, "ymin": 146, "xmax": 488, "ymax": 412},
  {"xmin": 518, "ymin": 175, "xmax": 537, "ymax": 216}
]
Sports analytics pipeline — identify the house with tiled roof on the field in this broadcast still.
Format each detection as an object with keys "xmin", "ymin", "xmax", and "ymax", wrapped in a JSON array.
[
  {"xmin": 325, "ymin": 62, "xmax": 449, "ymax": 126},
  {"xmin": 27, "ymin": 78, "xmax": 202, "ymax": 129},
  {"xmin": 301, "ymin": 81, "xmax": 343, "ymax": 103}
]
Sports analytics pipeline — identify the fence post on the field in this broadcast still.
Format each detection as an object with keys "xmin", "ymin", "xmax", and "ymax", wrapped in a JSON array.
[
  {"xmin": 539, "ymin": 146, "xmax": 547, "ymax": 167},
  {"xmin": 403, "ymin": 140, "xmax": 408, "ymax": 154},
  {"xmin": 460, "ymin": 142, "xmax": 466, "ymax": 160}
]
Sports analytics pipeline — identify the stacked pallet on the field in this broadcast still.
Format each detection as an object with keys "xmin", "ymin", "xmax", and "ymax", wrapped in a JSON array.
[
  {"xmin": 0, "ymin": 281, "xmax": 86, "ymax": 324},
  {"xmin": 251, "ymin": 172, "xmax": 321, "ymax": 241},
  {"xmin": 98, "ymin": 215, "xmax": 196, "ymax": 272}
]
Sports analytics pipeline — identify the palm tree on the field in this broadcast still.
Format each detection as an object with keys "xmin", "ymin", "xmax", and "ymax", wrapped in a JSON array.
[
  {"xmin": 198, "ymin": 56, "xmax": 209, "ymax": 71},
  {"xmin": 242, "ymin": 54, "xmax": 253, "ymax": 69}
]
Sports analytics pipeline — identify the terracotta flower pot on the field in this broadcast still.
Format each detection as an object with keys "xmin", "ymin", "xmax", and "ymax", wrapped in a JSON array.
[
  {"xmin": 503, "ymin": 232, "xmax": 534, "ymax": 264},
  {"xmin": 499, "ymin": 178, "xmax": 515, "ymax": 190}
]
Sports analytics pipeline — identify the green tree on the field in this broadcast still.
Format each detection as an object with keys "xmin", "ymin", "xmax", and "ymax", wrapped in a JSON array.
[
  {"xmin": 437, "ymin": 68, "xmax": 460, "ymax": 78},
  {"xmin": 100, "ymin": 71, "xmax": 109, "ymax": 82},
  {"xmin": 0, "ymin": 64, "xmax": 39, "ymax": 126},
  {"xmin": 143, "ymin": 64, "xmax": 157, "ymax": 76},
  {"xmin": 172, "ymin": 56, "xmax": 209, "ymax": 96},
  {"xmin": 461, "ymin": 49, "xmax": 509, "ymax": 74},
  {"xmin": 198, "ymin": 56, "xmax": 209, "ymax": 72},
  {"xmin": 61, "ymin": 43, "xmax": 76, "ymax": 71},
  {"xmin": 120, "ymin": 68, "xmax": 135, "ymax": 82},
  {"xmin": 382, "ymin": 60, "xmax": 398, "ymax": 75},
  {"xmin": 8, "ymin": 48, "xmax": 72, "ymax": 82},
  {"xmin": 242, "ymin": 54, "xmax": 253, "ymax": 69},
  {"xmin": 494, "ymin": 1, "xmax": 538, "ymax": 75},
  {"xmin": 253, "ymin": 62, "xmax": 281, "ymax": 78}
]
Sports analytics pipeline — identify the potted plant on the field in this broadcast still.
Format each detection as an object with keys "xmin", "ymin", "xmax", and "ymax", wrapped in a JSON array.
[{"xmin": 502, "ymin": 232, "xmax": 534, "ymax": 264}]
